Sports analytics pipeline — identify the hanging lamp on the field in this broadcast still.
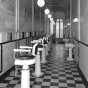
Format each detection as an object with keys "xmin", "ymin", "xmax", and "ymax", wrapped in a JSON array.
[
  {"xmin": 37, "ymin": 0, "xmax": 45, "ymax": 7},
  {"xmin": 44, "ymin": 8, "xmax": 50, "ymax": 15}
]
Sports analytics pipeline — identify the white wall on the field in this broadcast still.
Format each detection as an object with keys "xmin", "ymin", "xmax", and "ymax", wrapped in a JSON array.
[
  {"xmin": 71, "ymin": 0, "xmax": 79, "ymax": 39},
  {"xmin": 79, "ymin": 0, "xmax": 88, "ymax": 81},
  {"xmin": 72, "ymin": 0, "xmax": 88, "ymax": 81},
  {"xmin": 79, "ymin": 44, "xmax": 88, "ymax": 81}
]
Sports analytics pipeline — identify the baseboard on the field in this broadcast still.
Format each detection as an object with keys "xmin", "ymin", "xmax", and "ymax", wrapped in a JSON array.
[{"xmin": 77, "ymin": 65, "xmax": 88, "ymax": 87}]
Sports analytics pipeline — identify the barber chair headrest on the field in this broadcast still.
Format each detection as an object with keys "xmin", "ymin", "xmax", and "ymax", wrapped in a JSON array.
[{"xmin": 32, "ymin": 43, "xmax": 38, "ymax": 56}]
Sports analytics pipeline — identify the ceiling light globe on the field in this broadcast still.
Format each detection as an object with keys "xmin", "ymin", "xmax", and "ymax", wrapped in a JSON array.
[
  {"xmin": 37, "ymin": 0, "xmax": 45, "ymax": 7},
  {"xmin": 44, "ymin": 9, "xmax": 50, "ymax": 15}
]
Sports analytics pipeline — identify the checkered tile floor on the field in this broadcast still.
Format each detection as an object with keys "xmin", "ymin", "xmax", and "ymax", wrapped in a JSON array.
[{"xmin": 0, "ymin": 44, "xmax": 86, "ymax": 88}]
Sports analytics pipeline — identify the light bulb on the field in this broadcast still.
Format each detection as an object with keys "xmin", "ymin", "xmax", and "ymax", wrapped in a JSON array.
[
  {"xmin": 44, "ymin": 8, "xmax": 50, "ymax": 15},
  {"xmin": 37, "ymin": 0, "xmax": 45, "ymax": 7},
  {"xmin": 73, "ymin": 18, "xmax": 79, "ymax": 23},
  {"xmin": 48, "ymin": 14, "xmax": 52, "ymax": 18}
]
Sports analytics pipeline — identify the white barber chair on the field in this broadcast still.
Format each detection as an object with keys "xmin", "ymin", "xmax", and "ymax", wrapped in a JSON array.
[
  {"xmin": 32, "ymin": 44, "xmax": 44, "ymax": 77},
  {"xmin": 13, "ymin": 43, "xmax": 38, "ymax": 88},
  {"xmin": 31, "ymin": 39, "xmax": 44, "ymax": 77},
  {"xmin": 39, "ymin": 38, "xmax": 47, "ymax": 64},
  {"xmin": 20, "ymin": 40, "xmax": 44, "ymax": 77}
]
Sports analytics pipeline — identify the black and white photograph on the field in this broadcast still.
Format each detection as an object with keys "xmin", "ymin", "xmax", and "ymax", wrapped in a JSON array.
[{"xmin": 0, "ymin": 0, "xmax": 87, "ymax": 88}]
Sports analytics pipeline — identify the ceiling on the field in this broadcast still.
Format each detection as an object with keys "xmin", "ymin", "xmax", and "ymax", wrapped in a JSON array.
[
  {"xmin": 0, "ymin": 0, "xmax": 70, "ymax": 19},
  {"xmin": 46, "ymin": 0, "xmax": 69, "ymax": 12},
  {"xmin": 46, "ymin": 0, "xmax": 70, "ymax": 18},
  {"xmin": 34, "ymin": 0, "xmax": 70, "ymax": 19}
]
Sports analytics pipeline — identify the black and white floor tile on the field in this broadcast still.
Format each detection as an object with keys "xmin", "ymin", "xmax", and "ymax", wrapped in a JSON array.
[{"xmin": 0, "ymin": 44, "xmax": 86, "ymax": 88}]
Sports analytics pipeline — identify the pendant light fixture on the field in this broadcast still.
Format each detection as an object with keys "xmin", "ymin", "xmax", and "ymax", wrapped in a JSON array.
[
  {"xmin": 44, "ymin": 8, "xmax": 50, "ymax": 15},
  {"xmin": 37, "ymin": 0, "xmax": 45, "ymax": 7}
]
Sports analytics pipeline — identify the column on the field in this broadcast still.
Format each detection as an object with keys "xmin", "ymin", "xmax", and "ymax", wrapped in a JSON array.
[{"xmin": 15, "ymin": 0, "xmax": 20, "ymax": 39}]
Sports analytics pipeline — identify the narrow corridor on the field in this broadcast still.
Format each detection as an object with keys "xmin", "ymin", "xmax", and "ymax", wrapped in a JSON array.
[{"xmin": 0, "ymin": 44, "xmax": 86, "ymax": 88}]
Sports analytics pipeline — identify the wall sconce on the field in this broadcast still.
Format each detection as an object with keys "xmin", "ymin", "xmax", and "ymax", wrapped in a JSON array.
[
  {"xmin": 37, "ymin": 0, "xmax": 45, "ymax": 7},
  {"xmin": 44, "ymin": 8, "xmax": 50, "ymax": 15},
  {"xmin": 73, "ymin": 18, "xmax": 79, "ymax": 23}
]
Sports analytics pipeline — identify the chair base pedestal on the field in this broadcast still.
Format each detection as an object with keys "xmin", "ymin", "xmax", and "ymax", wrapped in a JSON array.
[
  {"xmin": 32, "ymin": 53, "xmax": 43, "ymax": 77},
  {"xmin": 21, "ymin": 65, "xmax": 30, "ymax": 88}
]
